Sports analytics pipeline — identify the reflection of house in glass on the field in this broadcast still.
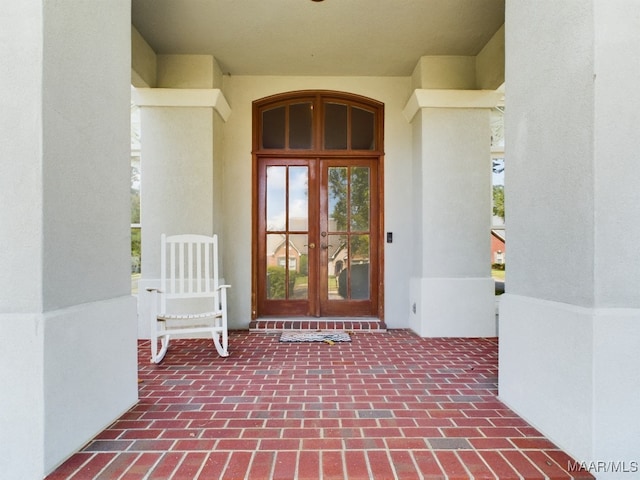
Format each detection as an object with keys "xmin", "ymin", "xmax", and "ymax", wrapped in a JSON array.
[
  {"xmin": 266, "ymin": 234, "xmax": 307, "ymax": 272},
  {"xmin": 326, "ymin": 219, "xmax": 370, "ymax": 301},
  {"xmin": 329, "ymin": 242, "xmax": 370, "ymax": 300},
  {"xmin": 265, "ymin": 217, "xmax": 310, "ymax": 300}
]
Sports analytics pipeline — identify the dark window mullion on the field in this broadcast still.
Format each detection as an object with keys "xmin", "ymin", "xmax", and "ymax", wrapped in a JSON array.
[{"xmin": 346, "ymin": 105, "xmax": 352, "ymax": 151}]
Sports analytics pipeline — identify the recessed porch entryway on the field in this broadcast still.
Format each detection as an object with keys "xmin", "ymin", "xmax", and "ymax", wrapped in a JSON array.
[{"xmin": 47, "ymin": 331, "xmax": 593, "ymax": 480}]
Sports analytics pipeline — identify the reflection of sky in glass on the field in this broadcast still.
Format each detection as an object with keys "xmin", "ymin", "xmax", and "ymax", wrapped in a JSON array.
[
  {"xmin": 492, "ymin": 158, "xmax": 505, "ymax": 186},
  {"xmin": 289, "ymin": 167, "xmax": 308, "ymax": 215},
  {"xmin": 266, "ymin": 167, "xmax": 286, "ymax": 230},
  {"xmin": 266, "ymin": 167, "xmax": 308, "ymax": 231}
]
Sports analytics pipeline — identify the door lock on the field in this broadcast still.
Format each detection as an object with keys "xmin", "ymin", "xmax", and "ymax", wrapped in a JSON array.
[{"xmin": 305, "ymin": 243, "xmax": 316, "ymax": 249}]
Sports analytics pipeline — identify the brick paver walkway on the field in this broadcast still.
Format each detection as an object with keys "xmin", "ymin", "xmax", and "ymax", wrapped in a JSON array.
[{"xmin": 47, "ymin": 330, "xmax": 594, "ymax": 479}]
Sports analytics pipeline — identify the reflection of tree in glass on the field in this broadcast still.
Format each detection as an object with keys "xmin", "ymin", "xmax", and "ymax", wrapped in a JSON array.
[
  {"xmin": 328, "ymin": 167, "xmax": 370, "ymax": 257},
  {"xmin": 328, "ymin": 167, "xmax": 348, "ymax": 230},
  {"xmin": 350, "ymin": 168, "xmax": 369, "ymax": 230}
]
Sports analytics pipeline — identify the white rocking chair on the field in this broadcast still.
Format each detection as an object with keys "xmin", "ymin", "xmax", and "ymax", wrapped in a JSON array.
[{"xmin": 148, "ymin": 234, "xmax": 230, "ymax": 363}]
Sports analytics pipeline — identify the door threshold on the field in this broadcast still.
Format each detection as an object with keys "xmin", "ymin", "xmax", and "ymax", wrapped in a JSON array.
[{"xmin": 249, "ymin": 317, "xmax": 387, "ymax": 332}]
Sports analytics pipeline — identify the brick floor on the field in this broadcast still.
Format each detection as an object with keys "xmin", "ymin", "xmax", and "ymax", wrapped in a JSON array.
[{"xmin": 46, "ymin": 330, "xmax": 595, "ymax": 479}]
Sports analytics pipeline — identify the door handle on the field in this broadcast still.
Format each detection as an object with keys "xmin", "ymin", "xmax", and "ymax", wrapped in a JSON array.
[{"xmin": 321, "ymin": 244, "xmax": 333, "ymax": 250}]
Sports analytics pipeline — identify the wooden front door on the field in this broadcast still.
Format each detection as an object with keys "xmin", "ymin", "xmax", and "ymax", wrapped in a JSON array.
[{"xmin": 252, "ymin": 91, "xmax": 384, "ymax": 319}]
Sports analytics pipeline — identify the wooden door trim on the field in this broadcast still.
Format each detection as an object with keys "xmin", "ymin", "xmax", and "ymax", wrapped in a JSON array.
[
  {"xmin": 318, "ymin": 158, "xmax": 380, "ymax": 317},
  {"xmin": 251, "ymin": 91, "xmax": 385, "ymax": 321}
]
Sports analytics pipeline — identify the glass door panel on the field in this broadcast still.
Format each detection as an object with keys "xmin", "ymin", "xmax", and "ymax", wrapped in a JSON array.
[
  {"xmin": 320, "ymin": 160, "xmax": 377, "ymax": 316},
  {"xmin": 349, "ymin": 234, "xmax": 370, "ymax": 300},
  {"xmin": 328, "ymin": 233, "xmax": 347, "ymax": 299},
  {"xmin": 262, "ymin": 107, "xmax": 285, "ymax": 149},
  {"xmin": 350, "ymin": 167, "xmax": 370, "ymax": 230},
  {"xmin": 325, "ymin": 165, "xmax": 371, "ymax": 302},
  {"xmin": 351, "ymin": 107, "xmax": 375, "ymax": 150},
  {"xmin": 289, "ymin": 103, "xmax": 313, "ymax": 149},
  {"xmin": 324, "ymin": 103, "xmax": 348, "ymax": 149},
  {"xmin": 266, "ymin": 166, "xmax": 286, "ymax": 230},
  {"xmin": 260, "ymin": 162, "xmax": 314, "ymax": 315}
]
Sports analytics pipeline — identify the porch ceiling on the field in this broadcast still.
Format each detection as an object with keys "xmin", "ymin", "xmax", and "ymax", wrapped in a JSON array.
[{"xmin": 131, "ymin": 0, "xmax": 505, "ymax": 77}]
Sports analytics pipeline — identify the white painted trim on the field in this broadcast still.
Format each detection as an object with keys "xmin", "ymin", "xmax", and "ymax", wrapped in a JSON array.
[
  {"xmin": 403, "ymin": 89, "xmax": 502, "ymax": 122},
  {"xmin": 132, "ymin": 88, "xmax": 232, "ymax": 121}
]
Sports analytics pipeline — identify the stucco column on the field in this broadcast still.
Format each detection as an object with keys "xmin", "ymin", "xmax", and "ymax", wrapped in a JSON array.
[
  {"xmin": 404, "ymin": 90, "xmax": 500, "ymax": 337},
  {"xmin": 133, "ymin": 88, "xmax": 230, "ymax": 338},
  {"xmin": 0, "ymin": 1, "xmax": 137, "ymax": 477},
  {"xmin": 500, "ymin": 1, "xmax": 640, "ymax": 472}
]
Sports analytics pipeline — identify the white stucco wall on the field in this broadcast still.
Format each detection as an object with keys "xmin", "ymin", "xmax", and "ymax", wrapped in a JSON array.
[
  {"xmin": 1, "ymin": 3, "xmax": 46, "ymax": 477},
  {"xmin": 157, "ymin": 55, "xmax": 220, "ymax": 89},
  {"xmin": 412, "ymin": 56, "xmax": 477, "ymax": 90},
  {"xmin": 501, "ymin": 1, "xmax": 640, "ymax": 474},
  {"xmin": 408, "ymin": 104, "xmax": 495, "ymax": 337},
  {"xmin": 0, "ymin": 0, "xmax": 44, "ymax": 314},
  {"xmin": 139, "ymin": 107, "xmax": 216, "ymax": 277},
  {"xmin": 1, "ymin": 1, "xmax": 138, "ymax": 477},
  {"xmin": 476, "ymin": 25, "xmax": 505, "ymax": 90},
  {"xmin": 131, "ymin": 26, "xmax": 157, "ymax": 87},
  {"xmin": 220, "ymin": 76, "xmax": 414, "ymax": 329},
  {"xmin": 592, "ymin": 0, "xmax": 640, "ymax": 308},
  {"xmin": 505, "ymin": 0, "xmax": 596, "ymax": 307},
  {"xmin": 419, "ymin": 108, "xmax": 491, "ymax": 277},
  {"xmin": 42, "ymin": 1, "xmax": 134, "ymax": 311}
]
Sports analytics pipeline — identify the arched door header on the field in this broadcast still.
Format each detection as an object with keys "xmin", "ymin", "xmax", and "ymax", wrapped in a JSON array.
[{"xmin": 252, "ymin": 90, "xmax": 384, "ymax": 156}]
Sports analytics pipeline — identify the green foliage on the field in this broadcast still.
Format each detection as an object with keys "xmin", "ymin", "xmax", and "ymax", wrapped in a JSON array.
[
  {"xmin": 328, "ymin": 166, "xmax": 370, "ymax": 232},
  {"xmin": 266, "ymin": 266, "xmax": 298, "ymax": 299},
  {"xmin": 131, "ymin": 227, "xmax": 141, "ymax": 273},
  {"xmin": 130, "ymin": 163, "xmax": 141, "ymax": 273},
  {"xmin": 131, "ymin": 191, "xmax": 140, "ymax": 224},
  {"xmin": 267, "ymin": 266, "xmax": 286, "ymax": 299},
  {"xmin": 131, "ymin": 164, "xmax": 141, "ymax": 224},
  {"xmin": 492, "ymin": 185, "xmax": 505, "ymax": 220},
  {"xmin": 299, "ymin": 254, "xmax": 308, "ymax": 276},
  {"xmin": 327, "ymin": 166, "xmax": 371, "ymax": 259},
  {"xmin": 328, "ymin": 167, "xmax": 348, "ymax": 230}
]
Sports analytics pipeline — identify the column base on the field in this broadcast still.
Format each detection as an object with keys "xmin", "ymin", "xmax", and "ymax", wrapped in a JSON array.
[
  {"xmin": 0, "ymin": 295, "xmax": 138, "ymax": 478},
  {"xmin": 137, "ymin": 279, "xmax": 159, "ymax": 339},
  {"xmin": 499, "ymin": 294, "xmax": 640, "ymax": 474},
  {"xmin": 409, "ymin": 276, "xmax": 496, "ymax": 337}
]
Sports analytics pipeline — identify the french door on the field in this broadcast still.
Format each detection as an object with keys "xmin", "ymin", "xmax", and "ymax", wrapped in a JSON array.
[
  {"xmin": 256, "ymin": 157, "xmax": 379, "ymax": 317},
  {"xmin": 252, "ymin": 91, "xmax": 384, "ymax": 319}
]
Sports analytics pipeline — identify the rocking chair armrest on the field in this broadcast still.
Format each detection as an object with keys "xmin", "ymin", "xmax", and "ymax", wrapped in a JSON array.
[{"xmin": 217, "ymin": 284, "xmax": 231, "ymax": 290}]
